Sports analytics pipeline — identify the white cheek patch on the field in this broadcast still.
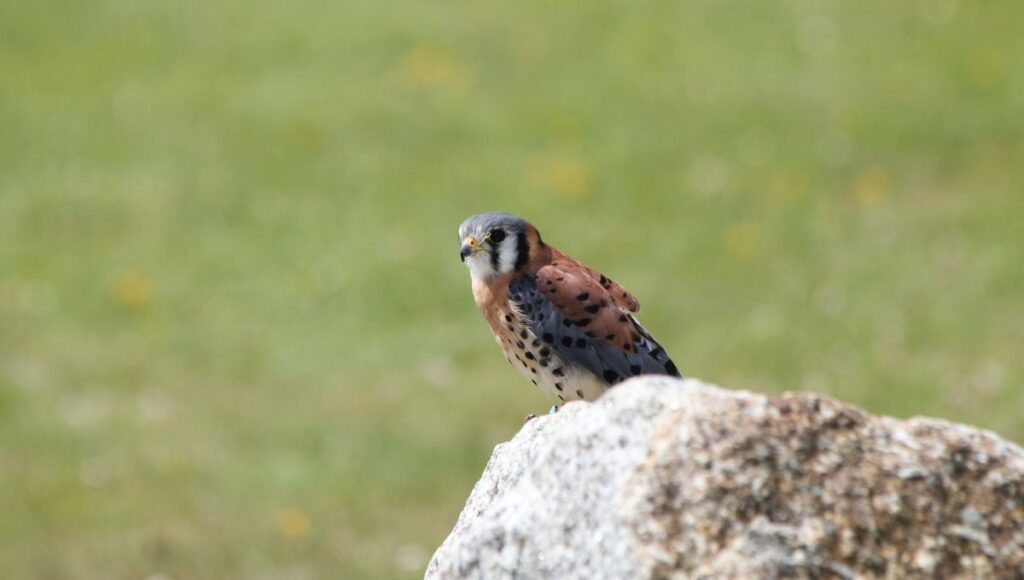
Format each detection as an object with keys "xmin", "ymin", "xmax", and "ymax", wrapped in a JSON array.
[{"xmin": 496, "ymin": 234, "xmax": 519, "ymax": 274}]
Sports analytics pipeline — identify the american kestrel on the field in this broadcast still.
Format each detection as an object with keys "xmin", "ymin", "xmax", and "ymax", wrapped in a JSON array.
[{"xmin": 458, "ymin": 212, "xmax": 680, "ymax": 405}]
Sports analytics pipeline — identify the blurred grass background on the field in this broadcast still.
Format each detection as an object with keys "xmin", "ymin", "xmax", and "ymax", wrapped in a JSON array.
[{"xmin": 1, "ymin": 0, "xmax": 1022, "ymax": 578}]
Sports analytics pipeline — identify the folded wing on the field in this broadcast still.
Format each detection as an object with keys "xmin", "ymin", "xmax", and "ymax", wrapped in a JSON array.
[{"xmin": 508, "ymin": 256, "xmax": 679, "ymax": 386}]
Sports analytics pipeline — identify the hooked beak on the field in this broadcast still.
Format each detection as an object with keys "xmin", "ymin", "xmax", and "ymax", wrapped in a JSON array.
[{"xmin": 460, "ymin": 237, "xmax": 479, "ymax": 262}]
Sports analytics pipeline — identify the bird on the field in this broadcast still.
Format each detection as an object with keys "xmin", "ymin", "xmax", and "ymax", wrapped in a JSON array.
[{"xmin": 458, "ymin": 212, "xmax": 680, "ymax": 406}]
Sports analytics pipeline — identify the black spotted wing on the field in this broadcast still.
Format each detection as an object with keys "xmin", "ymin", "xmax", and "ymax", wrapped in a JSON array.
[{"xmin": 508, "ymin": 273, "xmax": 680, "ymax": 387}]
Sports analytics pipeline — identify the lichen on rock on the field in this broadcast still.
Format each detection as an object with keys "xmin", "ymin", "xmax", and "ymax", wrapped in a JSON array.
[{"xmin": 427, "ymin": 377, "xmax": 1024, "ymax": 579}]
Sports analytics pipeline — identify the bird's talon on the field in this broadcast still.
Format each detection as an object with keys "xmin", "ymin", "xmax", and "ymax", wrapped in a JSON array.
[
  {"xmin": 523, "ymin": 413, "xmax": 537, "ymax": 423},
  {"xmin": 548, "ymin": 405, "xmax": 559, "ymax": 415}
]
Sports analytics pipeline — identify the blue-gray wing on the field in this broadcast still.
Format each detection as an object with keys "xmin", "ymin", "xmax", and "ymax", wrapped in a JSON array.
[{"xmin": 508, "ymin": 274, "xmax": 680, "ymax": 386}]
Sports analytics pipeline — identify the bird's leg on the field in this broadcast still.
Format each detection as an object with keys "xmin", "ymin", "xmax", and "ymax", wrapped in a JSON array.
[{"xmin": 525, "ymin": 405, "xmax": 560, "ymax": 423}]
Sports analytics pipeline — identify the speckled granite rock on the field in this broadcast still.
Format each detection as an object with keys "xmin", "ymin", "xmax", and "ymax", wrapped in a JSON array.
[{"xmin": 427, "ymin": 377, "xmax": 1024, "ymax": 579}]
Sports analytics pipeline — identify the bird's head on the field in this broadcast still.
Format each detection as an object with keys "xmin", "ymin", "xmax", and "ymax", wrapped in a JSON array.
[{"xmin": 458, "ymin": 212, "xmax": 539, "ymax": 280}]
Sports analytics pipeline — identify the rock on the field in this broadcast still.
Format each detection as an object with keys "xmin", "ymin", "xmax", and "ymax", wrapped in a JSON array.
[{"xmin": 427, "ymin": 377, "xmax": 1024, "ymax": 579}]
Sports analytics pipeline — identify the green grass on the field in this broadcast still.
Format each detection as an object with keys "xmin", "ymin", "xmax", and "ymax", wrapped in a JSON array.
[{"xmin": 2, "ymin": 0, "xmax": 1022, "ymax": 577}]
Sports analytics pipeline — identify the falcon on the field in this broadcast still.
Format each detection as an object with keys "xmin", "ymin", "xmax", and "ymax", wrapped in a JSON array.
[{"xmin": 458, "ymin": 212, "xmax": 680, "ymax": 405}]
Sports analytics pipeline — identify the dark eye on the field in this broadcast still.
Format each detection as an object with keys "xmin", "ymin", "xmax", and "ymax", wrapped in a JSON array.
[{"xmin": 488, "ymin": 228, "xmax": 506, "ymax": 243}]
